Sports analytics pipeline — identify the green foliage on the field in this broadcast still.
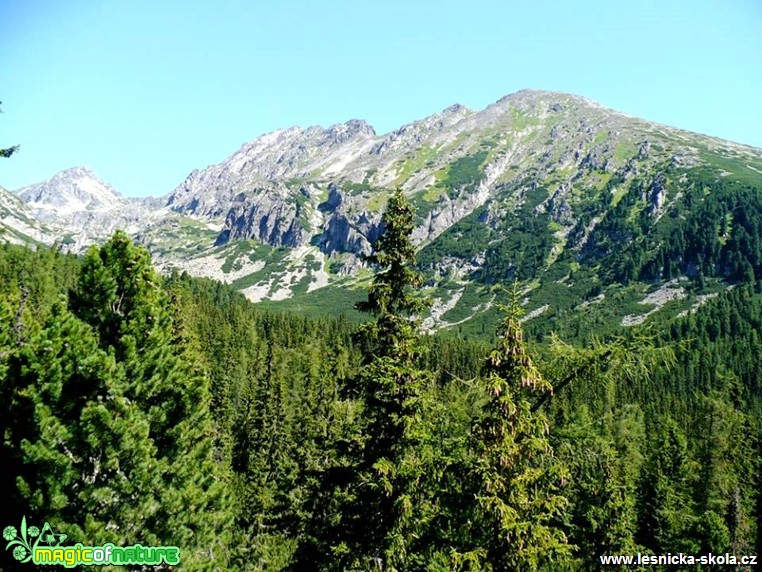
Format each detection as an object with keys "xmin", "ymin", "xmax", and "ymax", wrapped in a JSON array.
[
  {"xmin": 356, "ymin": 189, "xmax": 429, "ymax": 319},
  {"xmin": 1, "ymin": 232, "xmax": 234, "ymax": 570},
  {"xmin": 297, "ymin": 189, "xmax": 434, "ymax": 570},
  {"xmin": 417, "ymin": 207, "xmax": 492, "ymax": 266},
  {"xmin": 2, "ymin": 199, "xmax": 762, "ymax": 571},
  {"xmin": 443, "ymin": 151, "xmax": 489, "ymax": 192},
  {"xmin": 455, "ymin": 292, "xmax": 571, "ymax": 570},
  {"xmin": 577, "ymin": 166, "xmax": 762, "ymax": 288},
  {"xmin": 556, "ymin": 406, "xmax": 642, "ymax": 570},
  {"xmin": 638, "ymin": 417, "xmax": 697, "ymax": 553},
  {"xmin": 257, "ymin": 277, "xmax": 367, "ymax": 322}
]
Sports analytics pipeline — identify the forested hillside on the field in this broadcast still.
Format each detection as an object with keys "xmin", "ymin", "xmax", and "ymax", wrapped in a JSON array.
[{"xmin": 1, "ymin": 190, "xmax": 760, "ymax": 570}]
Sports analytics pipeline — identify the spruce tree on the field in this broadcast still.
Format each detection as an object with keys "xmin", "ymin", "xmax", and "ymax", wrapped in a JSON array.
[
  {"xmin": 558, "ymin": 406, "xmax": 641, "ymax": 571},
  {"xmin": 353, "ymin": 189, "xmax": 434, "ymax": 570},
  {"xmin": 299, "ymin": 189, "xmax": 432, "ymax": 571},
  {"xmin": 461, "ymin": 291, "xmax": 570, "ymax": 571},
  {"xmin": 694, "ymin": 389, "xmax": 757, "ymax": 555}
]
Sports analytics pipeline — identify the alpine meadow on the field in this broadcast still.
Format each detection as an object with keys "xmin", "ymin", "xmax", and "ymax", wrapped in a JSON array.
[{"xmin": 2, "ymin": 82, "xmax": 762, "ymax": 570}]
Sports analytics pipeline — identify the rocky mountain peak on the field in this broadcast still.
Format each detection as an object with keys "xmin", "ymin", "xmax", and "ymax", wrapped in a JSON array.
[
  {"xmin": 489, "ymin": 89, "xmax": 605, "ymax": 116},
  {"xmin": 16, "ymin": 165, "xmax": 122, "ymax": 212},
  {"xmin": 329, "ymin": 119, "xmax": 376, "ymax": 140},
  {"xmin": 442, "ymin": 103, "xmax": 470, "ymax": 115},
  {"xmin": 12, "ymin": 166, "xmax": 164, "ymax": 252}
]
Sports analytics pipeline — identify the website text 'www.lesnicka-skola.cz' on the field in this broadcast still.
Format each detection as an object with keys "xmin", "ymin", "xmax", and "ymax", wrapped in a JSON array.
[{"xmin": 600, "ymin": 552, "xmax": 758, "ymax": 567}]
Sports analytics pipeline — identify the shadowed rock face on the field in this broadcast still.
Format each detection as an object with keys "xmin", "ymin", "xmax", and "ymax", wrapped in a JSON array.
[{"xmin": 215, "ymin": 188, "xmax": 308, "ymax": 248}]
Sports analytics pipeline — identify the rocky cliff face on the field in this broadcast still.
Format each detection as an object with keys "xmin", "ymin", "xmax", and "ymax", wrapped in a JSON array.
[
  {"xmin": 215, "ymin": 185, "xmax": 310, "ymax": 248},
  {"xmin": 166, "ymin": 120, "xmax": 378, "ymax": 218}
]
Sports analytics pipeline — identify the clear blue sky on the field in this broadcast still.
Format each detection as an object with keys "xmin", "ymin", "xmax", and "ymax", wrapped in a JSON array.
[{"xmin": 1, "ymin": 0, "xmax": 760, "ymax": 197}]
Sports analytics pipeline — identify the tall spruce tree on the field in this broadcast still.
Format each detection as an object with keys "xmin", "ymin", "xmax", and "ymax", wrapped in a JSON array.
[
  {"xmin": 461, "ymin": 291, "xmax": 570, "ymax": 571},
  {"xmin": 298, "ymin": 189, "xmax": 432, "ymax": 571},
  {"xmin": 694, "ymin": 389, "xmax": 757, "ymax": 555},
  {"xmin": 352, "ymin": 188, "xmax": 433, "ymax": 570}
]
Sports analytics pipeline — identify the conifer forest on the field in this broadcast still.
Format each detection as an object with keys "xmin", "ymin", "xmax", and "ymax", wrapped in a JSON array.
[{"xmin": 1, "ymin": 189, "xmax": 761, "ymax": 571}]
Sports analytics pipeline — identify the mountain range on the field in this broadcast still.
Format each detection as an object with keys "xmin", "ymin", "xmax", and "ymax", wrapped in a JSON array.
[{"xmin": 3, "ymin": 89, "xmax": 762, "ymax": 336}]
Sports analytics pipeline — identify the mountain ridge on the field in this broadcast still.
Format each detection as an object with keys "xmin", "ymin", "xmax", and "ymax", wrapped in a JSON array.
[{"xmin": 4, "ymin": 89, "xmax": 762, "ymax": 335}]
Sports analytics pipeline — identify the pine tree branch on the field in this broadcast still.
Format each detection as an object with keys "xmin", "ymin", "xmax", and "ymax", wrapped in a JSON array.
[
  {"xmin": 530, "ymin": 347, "xmax": 614, "ymax": 413},
  {"xmin": 0, "ymin": 145, "xmax": 19, "ymax": 158}
]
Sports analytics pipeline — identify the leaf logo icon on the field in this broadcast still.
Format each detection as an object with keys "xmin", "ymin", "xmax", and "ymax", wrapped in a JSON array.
[{"xmin": 3, "ymin": 517, "xmax": 65, "ymax": 563}]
